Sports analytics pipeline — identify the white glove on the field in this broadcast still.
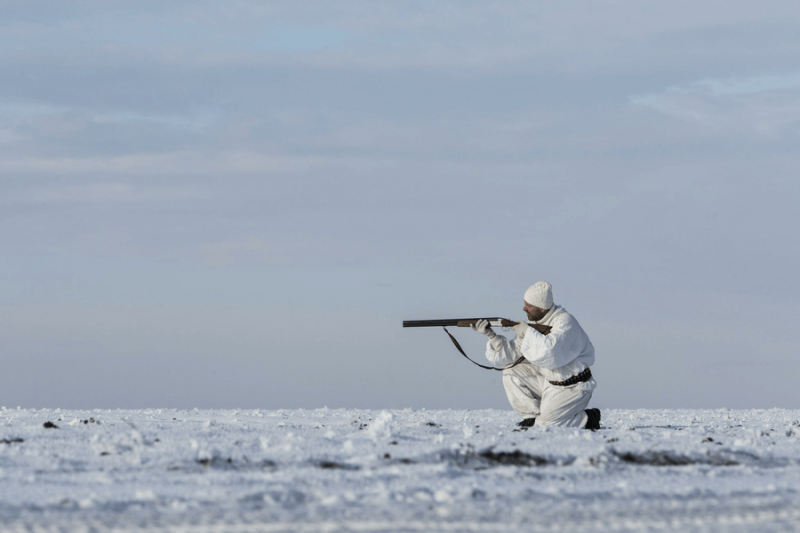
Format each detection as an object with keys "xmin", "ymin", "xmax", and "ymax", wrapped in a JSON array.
[
  {"xmin": 512, "ymin": 321, "xmax": 530, "ymax": 340},
  {"xmin": 470, "ymin": 319, "xmax": 496, "ymax": 339}
]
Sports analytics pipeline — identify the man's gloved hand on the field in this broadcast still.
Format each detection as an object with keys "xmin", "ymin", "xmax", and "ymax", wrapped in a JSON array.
[
  {"xmin": 470, "ymin": 319, "xmax": 496, "ymax": 339},
  {"xmin": 513, "ymin": 321, "xmax": 530, "ymax": 340}
]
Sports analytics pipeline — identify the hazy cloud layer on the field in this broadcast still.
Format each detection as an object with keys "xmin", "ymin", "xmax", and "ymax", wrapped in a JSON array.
[{"xmin": 1, "ymin": 1, "xmax": 798, "ymax": 410}]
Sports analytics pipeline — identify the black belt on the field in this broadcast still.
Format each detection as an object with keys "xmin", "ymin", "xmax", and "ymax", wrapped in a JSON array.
[{"xmin": 549, "ymin": 368, "xmax": 592, "ymax": 386}]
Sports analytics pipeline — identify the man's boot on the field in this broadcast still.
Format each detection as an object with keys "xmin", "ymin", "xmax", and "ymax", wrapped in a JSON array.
[
  {"xmin": 584, "ymin": 408, "xmax": 601, "ymax": 431},
  {"xmin": 516, "ymin": 418, "xmax": 536, "ymax": 428}
]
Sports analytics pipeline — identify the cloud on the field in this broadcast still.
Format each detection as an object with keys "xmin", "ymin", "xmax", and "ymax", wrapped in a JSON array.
[
  {"xmin": 631, "ymin": 72, "xmax": 800, "ymax": 104},
  {"xmin": 1, "ymin": 1, "xmax": 796, "ymax": 73},
  {"xmin": 695, "ymin": 73, "xmax": 800, "ymax": 96},
  {"xmin": 630, "ymin": 72, "xmax": 800, "ymax": 136}
]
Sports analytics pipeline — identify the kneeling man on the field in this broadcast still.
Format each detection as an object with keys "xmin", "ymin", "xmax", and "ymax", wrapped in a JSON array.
[{"xmin": 471, "ymin": 281, "xmax": 600, "ymax": 430}]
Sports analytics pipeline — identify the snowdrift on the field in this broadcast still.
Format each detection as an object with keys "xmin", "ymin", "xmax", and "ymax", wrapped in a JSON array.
[{"xmin": 1, "ymin": 407, "xmax": 799, "ymax": 532}]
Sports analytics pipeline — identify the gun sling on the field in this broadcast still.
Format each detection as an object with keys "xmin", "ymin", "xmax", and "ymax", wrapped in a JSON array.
[
  {"xmin": 442, "ymin": 327, "xmax": 527, "ymax": 372},
  {"xmin": 443, "ymin": 327, "xmax": 593, "ymax": 385}
]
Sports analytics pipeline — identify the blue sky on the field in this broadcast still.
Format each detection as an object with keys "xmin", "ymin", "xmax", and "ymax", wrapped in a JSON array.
[{"xmin": 1, "ymin": 1, "xmax": 799, "ymax": 409}]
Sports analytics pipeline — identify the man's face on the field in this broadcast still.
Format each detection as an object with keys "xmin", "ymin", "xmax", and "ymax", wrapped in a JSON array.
[{"xmin": 523, "ymin": 300, "xmax": 549, "ymax": 322}]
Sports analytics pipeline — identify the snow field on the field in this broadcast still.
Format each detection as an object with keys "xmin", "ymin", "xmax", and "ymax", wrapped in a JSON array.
[{"xmin": 1, "ymin": 407, "xmax": 799, "ymax": 532}]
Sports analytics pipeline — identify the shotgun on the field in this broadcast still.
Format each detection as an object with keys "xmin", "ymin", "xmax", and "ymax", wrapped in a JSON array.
[
  {"xmin": 403, "ymin": 318, "xmax": 552, "ymax": 335},
  {"xmin": 402, "ymin": 318, "xmax": 552, "ymax": 371}
]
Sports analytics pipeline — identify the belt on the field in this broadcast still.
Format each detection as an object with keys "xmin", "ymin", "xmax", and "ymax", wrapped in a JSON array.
[{"xmin": 549, "ymin": 368, "xmax": 592, "ymax": 386}]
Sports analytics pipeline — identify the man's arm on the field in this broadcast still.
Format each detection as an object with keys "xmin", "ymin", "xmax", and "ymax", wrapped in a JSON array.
[
  {"xmin": 517, "ymin": 315, "xmax": 586, "ymax": 369},
  {"xmin": 470, "ymin": 318, "xmax": 525, "ymax": 367}
]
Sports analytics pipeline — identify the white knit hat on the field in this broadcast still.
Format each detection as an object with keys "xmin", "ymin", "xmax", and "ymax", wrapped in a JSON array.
[{"xmin": 524, "ymin": 281, "xmax": 553, "ymax": 310}]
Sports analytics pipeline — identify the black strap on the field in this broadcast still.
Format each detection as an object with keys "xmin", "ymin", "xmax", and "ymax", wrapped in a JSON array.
[
  {"xmin": 549, "ymin": 368, "xmax": 592, "ymax": 386},
  {"xmin": 443, "ymin": 327, "xmax": 527, "ymax": 372}
]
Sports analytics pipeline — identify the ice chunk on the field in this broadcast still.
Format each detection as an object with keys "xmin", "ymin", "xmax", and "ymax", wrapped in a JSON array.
[
  {"xmin": 368, "ymin": 411, "xmax": 393, "ymax": 440},
  {"xmin": 135, "ymin": 490, "xmax": 156, "ymax": 501}
]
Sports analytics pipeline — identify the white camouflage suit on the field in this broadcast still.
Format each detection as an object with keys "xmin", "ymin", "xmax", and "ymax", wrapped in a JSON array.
[{"xmin": 486, "ymin": 305, "xmax": 596, "ymax": 428}]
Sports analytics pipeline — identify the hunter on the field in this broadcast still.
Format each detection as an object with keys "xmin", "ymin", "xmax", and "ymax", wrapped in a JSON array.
[{"xmin": 471, "ymin": 281, "xmax": 600, "ymax": 430}]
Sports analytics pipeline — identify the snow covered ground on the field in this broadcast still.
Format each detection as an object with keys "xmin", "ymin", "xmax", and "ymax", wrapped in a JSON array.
[{"xmin": 1, "ymin": 407, "xmax": 799, "ymax": 532}]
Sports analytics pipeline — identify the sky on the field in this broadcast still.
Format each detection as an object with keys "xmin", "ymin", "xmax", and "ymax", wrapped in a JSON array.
[{"xmin": 1, "ymin": 1, "xmax": 799, "ymax": 410}]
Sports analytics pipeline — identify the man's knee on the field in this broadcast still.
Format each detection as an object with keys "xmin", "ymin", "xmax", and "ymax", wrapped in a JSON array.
[
  {"xmin": 536, "ymin": 389, "xmax": 592, "ymax": 428},
  {"xmin": 535, "ymin": 410, "xmax": 566, "ymax": 427},
  {"xmin": 536, "ymin": 409, "xmax": 586, "ymax": 428}
]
